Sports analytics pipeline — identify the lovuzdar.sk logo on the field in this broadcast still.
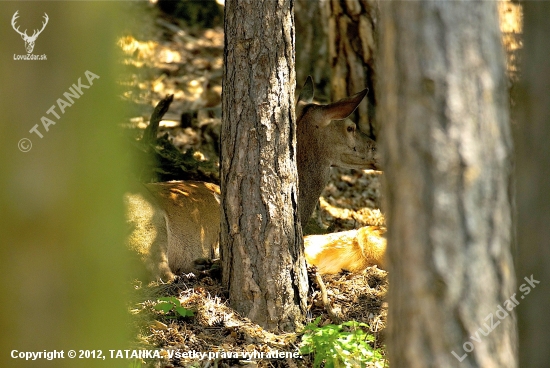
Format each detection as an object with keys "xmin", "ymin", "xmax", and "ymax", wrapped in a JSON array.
[{"xmin": 11, "ymin": 10, "xmax": 48, "ymax": 60}]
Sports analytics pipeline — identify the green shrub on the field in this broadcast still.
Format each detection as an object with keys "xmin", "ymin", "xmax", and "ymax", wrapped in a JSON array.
[
  {"xmin": 299, "ymin": 317, "xmax": 386, "ymax": 368},
  {"xmin": 154, "ymin": 296, "xmax": 194, "ymax": 319}
]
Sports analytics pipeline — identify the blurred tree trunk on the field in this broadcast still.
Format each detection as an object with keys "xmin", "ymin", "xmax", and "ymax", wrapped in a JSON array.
[
  {"xmin": 515, "ymin": 2, "xmax": 550, "ymax": 367},
  {"xmin": 0, "ymin": 3, "xmax": 130, "ymax": 367},
  {"xmin": 379, "ymin": 2, "xmax": 517, "ymax": 367},
  {"xmin": 295, "ymin": 0, "xmax": 330, "ymax": 97},
  {"xmin": 221, "ymin": 0, "xmax": 308, "ymax": 331},
  {"xmin": 326, "ymin": 0, "xmax": 378, "ymax": 138}
]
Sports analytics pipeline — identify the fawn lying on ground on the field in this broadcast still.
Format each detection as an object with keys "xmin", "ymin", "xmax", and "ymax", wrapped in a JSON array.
[
  {"xmin": 126, "ymin": 77, "xmax": 384, "ymax": 280},
  {"xmin": 304, "ymin": 226, "xmax": 386, "ymax": 274}
]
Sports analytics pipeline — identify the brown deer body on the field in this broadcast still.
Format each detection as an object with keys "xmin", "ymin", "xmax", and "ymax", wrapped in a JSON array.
[
  {"xmin": 126, "ymin": 181, "xmax": 221, "ymax": 279},
  {"xmin": 126, "ymin": 78, "xmax": 383, "ymax": 280}
]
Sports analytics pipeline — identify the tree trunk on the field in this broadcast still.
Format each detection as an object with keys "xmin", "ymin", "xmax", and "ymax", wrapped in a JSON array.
[
  {"xmin": 379, "ymin": 2, "xmax": 517, "ymax": 367},
  {"xmin": 515, "ymin": 2, "xmax": 550, "ymax": 367},
  {"xmin": 295, "ymin": 0, "xmax": 330, "ymax": 98},
  {"xmin": 221, "ymin": 0, "xmax": 308, "ymax": 332},
  {"xmin": 326, "ymin": 0, "xmax": 378, "ymax": 138}
]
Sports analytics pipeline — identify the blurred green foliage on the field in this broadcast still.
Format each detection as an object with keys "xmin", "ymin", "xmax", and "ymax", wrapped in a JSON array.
[{"xmin": 0, "ymin": 3, "xmax": 133, "ymax": 367}]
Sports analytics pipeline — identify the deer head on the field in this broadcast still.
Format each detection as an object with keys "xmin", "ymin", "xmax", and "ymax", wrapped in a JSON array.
[
  {"xmin": 296, "ymin": 76, "xmax": 380, "ymax": 225},
  {"xmin": 11, "ymin": 11, "xmax": 49, "ymax": 54}
]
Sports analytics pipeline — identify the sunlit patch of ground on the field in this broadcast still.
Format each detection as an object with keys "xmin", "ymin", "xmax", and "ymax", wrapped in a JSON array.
[{"xmin": 130, "ymin": 265, "xmax": 387, "ymax": 367}]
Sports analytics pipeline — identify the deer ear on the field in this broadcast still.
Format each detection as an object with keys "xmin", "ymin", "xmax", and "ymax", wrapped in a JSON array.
[
  {"xmin": 321, "ymin": 88, "xmax": 368, "ymax": 121},
  {"xmin": 297, "ymin": 76, "xmax": 314, "ymax": 104}
]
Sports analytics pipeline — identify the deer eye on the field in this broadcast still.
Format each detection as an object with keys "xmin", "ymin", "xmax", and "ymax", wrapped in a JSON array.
[{"xmin": 347, "ymin": 125, "xmax": 355, "ymax": 133}]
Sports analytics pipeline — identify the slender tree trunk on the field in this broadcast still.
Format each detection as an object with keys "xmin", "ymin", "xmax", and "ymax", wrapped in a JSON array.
[
  {"xmin": 379, "ymin": 2, "xmax": 517, "ymax": 367},
  {"xmin": 515, "ymin": 2, "xmax": 550, "ymax": 367},
  {"xmin": 326, "ymin": 0, "xmax": 378, "ymax": 138},
  {"xmin": 221, "ymin": 0, "xmax": 308, "ymax": 331}
]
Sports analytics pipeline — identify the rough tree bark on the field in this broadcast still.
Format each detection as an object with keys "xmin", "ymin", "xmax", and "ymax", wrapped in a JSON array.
[
  {"xmin": 326, "ymin": 0, "xmax": 378, "ymax": 138},
  {"xmin": 379, "ymin": 2, "xmax": 518, "ymax": 367},
  {"xmin": 515, "ymin": 2, "xmax": 550, "ymax": 367},
  {"xmin": 221, "ymin": 0, "xmax": 308, "ymax": 331}
]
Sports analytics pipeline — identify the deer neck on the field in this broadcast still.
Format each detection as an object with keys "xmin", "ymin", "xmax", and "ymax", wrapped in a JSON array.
[{"xmin": 297, "ymin": 149, "xmax": 331, "ymax": 227}]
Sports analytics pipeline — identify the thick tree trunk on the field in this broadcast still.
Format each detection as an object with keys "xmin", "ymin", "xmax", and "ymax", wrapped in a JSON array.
[
  {"xmin": 379, "ymin": 2, "xmax": 517, "ymax": 367},
  {"xmin": 295, "ymin": 0, "xmax": 330, "ymax": 97},
  {"xmin": 326, "ymin": 0, "xmax": 378, "ymax": 138},
  {"xmin": 515, "ymin": 3, "xmax": 550, "ymax": 367},
  {"xmin": 221, "ymin": 0, "xmax": 308, "ymax": 331}
]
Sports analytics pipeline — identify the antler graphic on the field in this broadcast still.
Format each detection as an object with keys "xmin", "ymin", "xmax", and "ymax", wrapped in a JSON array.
[
  {"xmin": 11, "ymin": 11, "xmax": 49, "ymax": 54},
  {"xmin": 11, "ymin": 11, "xmax": 26, "ymax": 38}
]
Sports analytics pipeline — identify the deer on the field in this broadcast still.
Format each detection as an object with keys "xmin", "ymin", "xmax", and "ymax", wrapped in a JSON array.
[
  {"xmin": 126, "ymin": 77, "xmax": 385, "ymax": 280},
  {"xmin": 11, "ymin": 11, "xmax": 49, "ymax": 54},
  {"xmin": 296, "ymin": 77, "xmax": 379, "ymax": 226},
  {"xmin": 304, "ymin": 226, "xmax": 386, "ymax": 274}
]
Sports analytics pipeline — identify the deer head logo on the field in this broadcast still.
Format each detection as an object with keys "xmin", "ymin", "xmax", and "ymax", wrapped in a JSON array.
[{"xmin": 11, "ymin": 11, "xmax": 49, "ymax": 54}]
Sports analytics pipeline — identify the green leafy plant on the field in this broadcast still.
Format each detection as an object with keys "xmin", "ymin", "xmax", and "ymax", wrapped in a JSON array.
[
  {"xmin": 299, "ymin": 317, "xmax": 385, "ymax": 368},
  {"xmin": 154, "ymin": 296, "xmax": 194, "ymax": 319}
]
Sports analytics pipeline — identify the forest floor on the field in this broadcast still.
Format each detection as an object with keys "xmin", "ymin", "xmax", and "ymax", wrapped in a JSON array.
[{"xmin": 120, "ymin": 3, "xmax": 387, "ymax": 367}]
